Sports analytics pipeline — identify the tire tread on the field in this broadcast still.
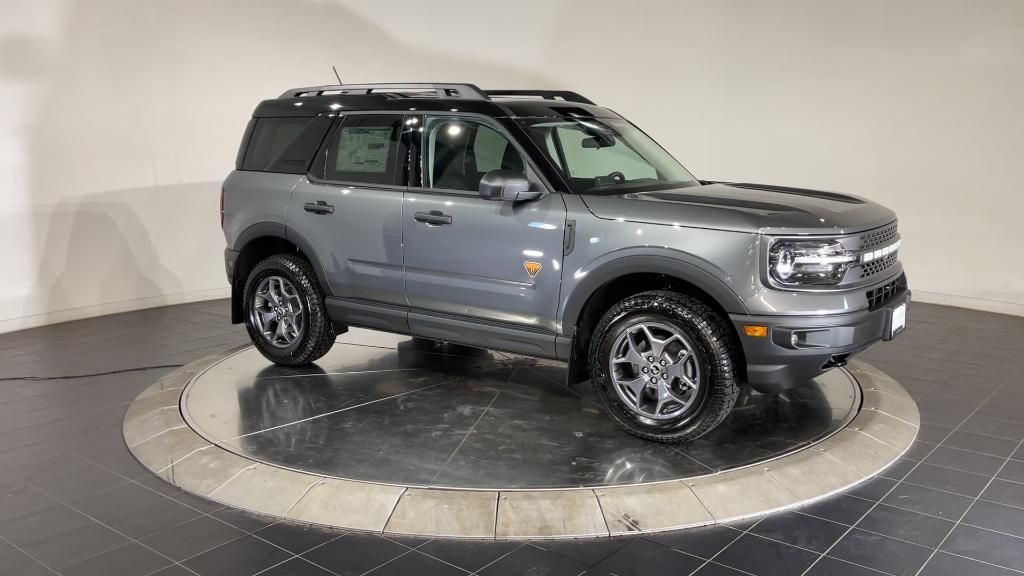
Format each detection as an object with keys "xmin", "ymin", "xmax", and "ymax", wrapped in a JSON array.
[
  {"xmin": 243, "ymin": 253, "xmax": 335, "ymax": 366},
  {"xmin": 588, "ymin": 290, "xmax": 740, "ymax": 443}
]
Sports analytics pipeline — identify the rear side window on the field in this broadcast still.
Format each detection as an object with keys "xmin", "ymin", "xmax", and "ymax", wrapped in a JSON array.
[
  {"xmin": 322, "ymin": 115, "xmax": 405, "ymax": 185},
  {"xmin": 241, "ymin": 117, "xmax": 331, "ymax": 174}
]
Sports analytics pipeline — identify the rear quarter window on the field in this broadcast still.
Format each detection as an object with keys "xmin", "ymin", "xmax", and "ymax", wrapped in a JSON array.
[{"xmin": 241, "ymin": 117, "xmax": 331, "ymax": 174}]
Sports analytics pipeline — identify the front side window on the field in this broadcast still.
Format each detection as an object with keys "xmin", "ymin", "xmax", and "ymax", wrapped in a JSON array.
[
  {"xmin": 323, "ymin": 115, "xmax": 404, "ymax": 185},
  {"xmin": 520, "ymin": 117, "xmax": 699, "ymax": 194},
  {"xmin": 422, "ymin": 116, "xmax": 526, "ymax": 192}
]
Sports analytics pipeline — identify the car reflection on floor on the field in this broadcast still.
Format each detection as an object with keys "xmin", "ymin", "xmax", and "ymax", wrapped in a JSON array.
[{"xmin": 204, "ymin": 336, "xmax": 857, "ymax": 489}]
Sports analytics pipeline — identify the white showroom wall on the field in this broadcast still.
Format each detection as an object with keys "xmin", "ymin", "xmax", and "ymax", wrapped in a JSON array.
[
  {"xmin": 0, "ymin": 0, "xmax": 562, "ymax": 333},
  {"xmin": 540, "ymin": 1, "xmax": 1024, "ymax": 316},
  {"xmin": 0, "ymin": 0, "xmax": 1021, "ymax": 333}
]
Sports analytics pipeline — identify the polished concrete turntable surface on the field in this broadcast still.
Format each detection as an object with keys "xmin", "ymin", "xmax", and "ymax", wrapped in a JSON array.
[{"xmin": 181, "ymin": 330, "xmax": 859, "ymax": 490}]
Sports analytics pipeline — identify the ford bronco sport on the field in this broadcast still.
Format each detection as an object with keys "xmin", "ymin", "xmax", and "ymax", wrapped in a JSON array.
[{"xmin": 222, "ymin": 83, "xmax": 909, "ymax": 443}]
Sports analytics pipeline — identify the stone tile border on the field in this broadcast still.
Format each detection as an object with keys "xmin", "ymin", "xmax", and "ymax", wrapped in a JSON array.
[{"xmin": 123, "ymin": 350, "xmax": 917, "ymax": 539}]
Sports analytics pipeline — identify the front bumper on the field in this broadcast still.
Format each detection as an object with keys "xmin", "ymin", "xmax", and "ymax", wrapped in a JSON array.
[{"xmin": 731, "ymin": 288, "xmax": 910, "ymax": 393}]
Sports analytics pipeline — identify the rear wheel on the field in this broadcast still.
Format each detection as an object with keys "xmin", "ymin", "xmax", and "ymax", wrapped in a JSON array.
[
  {"xmin": 243, "ymin": 253, "xmax": 335, "ymax": 366},
  {"xmin": 589, "ymin": 290, "xmax": 740, "ymax": 443}
]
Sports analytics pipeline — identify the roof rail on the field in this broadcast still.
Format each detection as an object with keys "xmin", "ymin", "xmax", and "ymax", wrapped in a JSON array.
[
  {"xmin": 280, "ymin": 83, "xmax": 489, "ymax": 100},
  {"xmin": 484, "ymin": 90, "xmax": 594, "ymax": 105}
]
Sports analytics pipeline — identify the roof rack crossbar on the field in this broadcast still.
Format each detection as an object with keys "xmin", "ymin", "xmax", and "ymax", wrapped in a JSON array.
[
  {"xmin": 484, "ymin": 90, "xmax": 594, "ymax": 105},
  {"xmin": 280, "ymin": 83, "xmax": 489, "ymax": 100}
]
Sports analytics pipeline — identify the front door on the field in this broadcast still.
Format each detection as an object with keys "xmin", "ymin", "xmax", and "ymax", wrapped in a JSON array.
[
  {"xmin": 403, "ymin": 115, "xmax": 567, "ymax": 355},
  {"xmin": 287, "ymin": 114, "xmax": 408, "ymax": 310}
]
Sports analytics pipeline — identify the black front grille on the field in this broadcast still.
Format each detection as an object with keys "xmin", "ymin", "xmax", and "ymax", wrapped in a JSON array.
[
  {"xmin": 866, "ymin": 275, "xmax": 905, "ymax": 309},
  {"xmin": 860, "ymin": 223, "xmax": 898, "ymax": 250},
  {"xmin": 861, "ymin": 251, "xmax": 899, "ymax": 278}
]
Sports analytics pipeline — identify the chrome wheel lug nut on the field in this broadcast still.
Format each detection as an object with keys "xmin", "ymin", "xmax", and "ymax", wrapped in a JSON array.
[
  {"xmin": 647, "ymin": 356, "xmax": 654, "ymax": 363},
  {"xmin": 660, "ymin": 360, "xmax": 667, "ymax": 366},
  {"xmin": 642, "ymin": 367, "xmax": 648, "ymax": 373}
]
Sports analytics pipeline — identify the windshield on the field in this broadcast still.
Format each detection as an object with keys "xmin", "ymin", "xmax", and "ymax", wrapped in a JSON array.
[{"xmin": 519, "ymin": 117, "xmax": 699, "ymax": 195}]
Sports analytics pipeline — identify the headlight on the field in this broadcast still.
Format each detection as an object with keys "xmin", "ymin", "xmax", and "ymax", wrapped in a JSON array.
[{"xmin": 768, "ymin": 240, "xmax": 856, "ymax": 286}]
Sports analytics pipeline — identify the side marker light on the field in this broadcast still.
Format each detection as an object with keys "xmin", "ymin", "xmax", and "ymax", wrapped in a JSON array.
[{"xmin": 744, "ymin": 325, "xmax": 768, "ymax": 338}]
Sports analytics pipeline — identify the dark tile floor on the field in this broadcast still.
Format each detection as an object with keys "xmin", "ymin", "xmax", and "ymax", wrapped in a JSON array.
[{"xmin": 0, "ymin": 300, "xmax": 1021, "ymax": 575}]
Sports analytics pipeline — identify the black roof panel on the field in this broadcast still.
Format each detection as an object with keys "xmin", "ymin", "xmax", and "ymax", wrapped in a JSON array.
[{"xmin": 253, "ymin": 94, "xmax": 619, "ymax": 119}]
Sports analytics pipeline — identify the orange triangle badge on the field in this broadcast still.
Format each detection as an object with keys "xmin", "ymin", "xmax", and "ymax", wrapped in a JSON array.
[{"xmin": 524, "ymin": 261, "xmax": 542, "ymax": 278}]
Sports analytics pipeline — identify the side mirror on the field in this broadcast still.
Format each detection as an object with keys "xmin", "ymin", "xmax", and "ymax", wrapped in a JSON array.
[{"xmin": 479, "ymin": 170, "xmax": 543, "ymax": 202}]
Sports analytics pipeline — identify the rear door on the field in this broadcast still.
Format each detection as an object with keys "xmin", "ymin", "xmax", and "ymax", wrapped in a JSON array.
[
  {"xmin": 402, "ymin": 114, "xmax": 567, "ymax": 355},
  {"xmin": 287, "ymin": 113, "xmax": 409, "ymax": 320}
]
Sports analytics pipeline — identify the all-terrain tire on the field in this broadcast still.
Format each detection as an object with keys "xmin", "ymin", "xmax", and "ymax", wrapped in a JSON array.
[
  {"xmin": 243, "ymin": 253, "xmax": 335, "ymax": 366},
  {"xmin": 589, "ymin": 290, "xmax": 740, "ymax": 443}
]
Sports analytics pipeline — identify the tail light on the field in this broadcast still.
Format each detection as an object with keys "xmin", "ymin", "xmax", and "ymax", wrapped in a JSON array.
[{"xmin": 220, "ymin": 184, "xmax": 225, "ymax": 228}]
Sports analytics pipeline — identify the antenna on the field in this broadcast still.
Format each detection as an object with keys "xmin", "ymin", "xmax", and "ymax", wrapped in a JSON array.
[{"xmin": 332, "ymin": 66, "xmax": 343, "ymax": 85}]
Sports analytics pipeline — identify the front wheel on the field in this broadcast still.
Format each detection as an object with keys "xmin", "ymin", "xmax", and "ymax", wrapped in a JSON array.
[
  {"xmin": 589, "ymin": 290, "xmax": 740, "ymax": 443},
  {"xmin": 243, "ymin": 253, "xmax": 335, "ymax": 366}
]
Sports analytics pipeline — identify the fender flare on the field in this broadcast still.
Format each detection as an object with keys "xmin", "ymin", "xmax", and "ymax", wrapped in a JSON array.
[
  {"xmin": 283, "ymin": 226, "xmax": 333, "ymax": 297},
  {"xmin": 231, "ymin": 222, "xmax": 332, "ymax": 294},
  {"xmin": 232, "ymin": 221, "xmax": 287, "ymax": 254},
  {"xmin": 229, "ymin": 222, "xmax": 334, "ymax": 323},
  {"xmin": 559, "ymin": 252, "xmax": 749, "ymax": 336}
]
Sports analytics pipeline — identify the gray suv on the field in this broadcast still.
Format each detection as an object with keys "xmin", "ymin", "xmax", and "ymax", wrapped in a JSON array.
[{"xmin": 222, "ymin": 83, "xmax": 909, "ymax": 443}]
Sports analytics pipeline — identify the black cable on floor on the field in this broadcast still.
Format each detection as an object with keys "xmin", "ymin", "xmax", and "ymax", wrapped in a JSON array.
[{"xmin": 0, "ymin": 364, "xmax": 184, "ymax": 382}]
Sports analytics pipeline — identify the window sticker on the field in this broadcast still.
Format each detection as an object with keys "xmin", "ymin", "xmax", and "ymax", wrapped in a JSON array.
[{"xmin": 335, "ymin": 127, "xmax": 392, "ymax": 173}]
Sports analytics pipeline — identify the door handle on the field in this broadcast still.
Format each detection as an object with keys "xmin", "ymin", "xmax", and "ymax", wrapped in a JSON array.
[
  {"xmin": 414, "ymin": 210, "xmax": 452, "ymax": 225},
  {"xmin": 303, "ymin": 201, "xmax": 334, "ymax": 215}
]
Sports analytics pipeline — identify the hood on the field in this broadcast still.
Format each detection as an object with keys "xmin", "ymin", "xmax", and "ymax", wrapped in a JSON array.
[{"xmin": 580, "ymin": 182, "xmax": 896, "ymax": 235}]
